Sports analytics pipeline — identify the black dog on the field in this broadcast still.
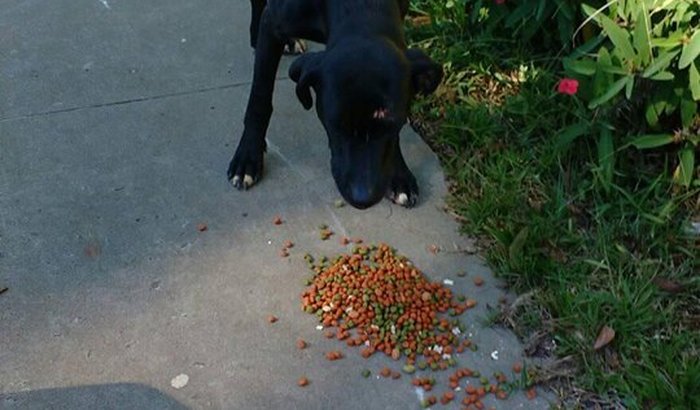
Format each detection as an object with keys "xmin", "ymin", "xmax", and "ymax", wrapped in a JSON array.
[{"xmin": 228, "ymin": 0, "xmax": 443, "ymax": 209}]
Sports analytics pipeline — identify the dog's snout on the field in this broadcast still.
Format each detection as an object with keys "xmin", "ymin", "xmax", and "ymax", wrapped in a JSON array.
[{"xmin": 345, "ymin": 184, "xmax": 383, "ymax": 209}]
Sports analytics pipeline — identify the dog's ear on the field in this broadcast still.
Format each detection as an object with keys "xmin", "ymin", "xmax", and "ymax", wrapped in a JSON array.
[
  {"xmin": 289, "ymin": 52, "xmax": 324, "ymax": 110},
  {"xmin": 406, "ymin": 48, "xmax": 443, "ymax": 95}
]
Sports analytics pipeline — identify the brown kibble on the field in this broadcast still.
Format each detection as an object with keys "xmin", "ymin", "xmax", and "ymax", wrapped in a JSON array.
[
  {"xmin": 196, "ymin": 223, "xmax": 208, "ymax": 232},
  {"xmin": 496, "ymin": 390, "xmax": 508, "ymax": 400},
  {"xmin": 273, "ymin": 215, "xmax": 283, "ymax": 225},
  {"xmin": 279, "ymin": 249, "xmax": 289, "ymax": 258},
  {"xmin": 526, "ymin": 388, "xmax": 537, "ymax": 400},
  {"xmin": 324, "ymin": 330, "xmax": 335, "ymax": 339},
  {"xmin": 267, "ymin": 315, "xmax": 278, "ymax": 323},
  {"xmin": 340, "ymin": 237, "xmax": 350, "ymax": 245},
  {"xmin": 283, "ymin": 240, "xmax": 294, "ymax": 249},
  {"xmin": 465, "ymin": 299, "xmax": 477, "ymax": 309},
  {"xmin": 380, "ymin": 367, "xmax": 391, "ymax": 378},
  {"xmin": 325, "ymin": 351, "xmax": 343, "ymax": 361},
  {"xmin": 296, "ymin": 339, "xmax": 307, "ymax": 350},
  {"xmin": 444, "ymin": 391, "xmax": 455, "ymax": 401},
  {"xmin": 473, "ymin": 276, "xmax": 484, "ymax": 286},
  {"xmin": 594, "ymin": 325, "xmax": 616, "ymax": 350},
  {"xmin": 512, "ymin": 361, "xmax": 523, "ymax": 373},
  {"xmin": 297, "ymin": 376, "xmax": 309, "ymax": 387},
  {"xmin": 352, "ymin": 238, "xmax": 363, "ymax": 244},
  {"xmin": 421, "ymin": 291, "xmax": 432, "ymax": 302},
  {"xmin": 391, "ymin": 371, "xmax": 401, "ymax": 379}
]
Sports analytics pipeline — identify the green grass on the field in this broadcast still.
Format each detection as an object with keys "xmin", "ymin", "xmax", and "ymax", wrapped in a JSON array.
[{"xmin": 406, "ymin": 2, "xmax": 700, "ymax": 409}]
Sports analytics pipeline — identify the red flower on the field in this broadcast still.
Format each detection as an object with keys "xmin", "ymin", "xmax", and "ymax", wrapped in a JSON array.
[
  {"xmin": 494, "ymin": 0, "xmax": 506, "ymax": 4},
  {"xmin": 557, "ymin": 78, "xmax": 579, "ymax": 95}
]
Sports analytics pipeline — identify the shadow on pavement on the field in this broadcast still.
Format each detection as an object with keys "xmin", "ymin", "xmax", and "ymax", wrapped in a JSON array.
[{"xmin": 1, "ymin": 383, "xmax": 189, "ymax": 410}]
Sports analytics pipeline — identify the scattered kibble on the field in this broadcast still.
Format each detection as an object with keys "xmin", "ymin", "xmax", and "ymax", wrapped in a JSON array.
[
  {"xmin": 267, "ymin": 315, "xmax": 278, "ymax": 324},
  {"xmin": 361, "ymin": 369, "xmax": 371, "ymax": 378},
  {"xmin": 196, "ymin": 223, "xmax": 208, "ymax": 232},
  {"xmin": 512, "ymin": 361, "xmax": 523, "ymax": 373},
  {"xmin": 283, "ymin": 240, "xmax": 294, "ymax": 249},
  {"xmin": 297, "ymin": 377, "xmax": 309, "ymax": 387},
  {"xmin": 273, "ymin": 215, "xmax": 283, "ymax": 225},
  {"xmin": 296, "ymin": 339, "xmax": 307, "ymax": 350},
  {"xmin": 334, "ymin": 199, "xmax": 345, "ymax": 208},
  {"xmin": 526, "ymin": 387, "xmax": 537, "ymax": 400},
  {"xmin": 380, "ymin": 367, "xmax": 392, "ymax": 378},
  {"xmin": 473, "ymin": 276, "xmax": 484, "ymax": 286},
  {"xmin": 325, "ymin": 351, "xmax": 343, "ymax": 361}
]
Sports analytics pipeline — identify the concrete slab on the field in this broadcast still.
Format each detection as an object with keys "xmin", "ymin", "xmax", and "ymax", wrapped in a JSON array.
[{"xmin": 0, "ymin": 1, "xmax": 552, "ymax": 409}]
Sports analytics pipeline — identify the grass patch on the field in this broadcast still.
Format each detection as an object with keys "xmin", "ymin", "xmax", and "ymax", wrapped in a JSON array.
[{"xmin": 406, "ymin": 2, "xmax": 700, "ymax": 409}]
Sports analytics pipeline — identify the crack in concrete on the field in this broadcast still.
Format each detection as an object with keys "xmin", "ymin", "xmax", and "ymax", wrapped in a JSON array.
[{"xmin": 0, "ymin": 76, "xmax": 290, "ymax": 123}]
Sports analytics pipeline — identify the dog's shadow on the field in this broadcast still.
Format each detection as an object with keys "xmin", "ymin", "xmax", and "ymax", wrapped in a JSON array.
[{"xmin": 1, "ymin": 383, "xmax": 189, "ymax": 410}]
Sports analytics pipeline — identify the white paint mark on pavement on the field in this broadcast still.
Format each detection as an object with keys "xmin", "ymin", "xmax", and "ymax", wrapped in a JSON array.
[{"xmin": 98, "ymin": 0, "xmax": 111, "ymax": 9}]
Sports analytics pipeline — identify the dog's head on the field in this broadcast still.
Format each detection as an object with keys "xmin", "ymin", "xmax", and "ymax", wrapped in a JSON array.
[{"xmin": 289, "ymin": 39, "xmax": 442, "ymax": 209}]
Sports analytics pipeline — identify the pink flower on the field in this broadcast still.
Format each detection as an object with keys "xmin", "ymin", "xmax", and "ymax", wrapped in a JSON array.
[
  {"xmin": 494, "ymin": 0, "xmax": 506, "ymax": 4},
  {"xmin": 557, "ymin": 78, "xmax": 579, "ymax": 95}
]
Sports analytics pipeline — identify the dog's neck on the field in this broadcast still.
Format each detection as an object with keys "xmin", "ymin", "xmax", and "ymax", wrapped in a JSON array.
[{"xmin": 325, "ymin": 0, "xmax": 406, "ymax": 49}]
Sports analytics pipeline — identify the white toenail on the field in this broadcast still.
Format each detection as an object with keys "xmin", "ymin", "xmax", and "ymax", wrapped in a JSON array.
[
  {"xmin": 397, "ymin": 193, "xmax": 408, "ymax": 205},
  {"xmin": 243, "ymin": 175, "xmax": 254, "ymax": 186}
]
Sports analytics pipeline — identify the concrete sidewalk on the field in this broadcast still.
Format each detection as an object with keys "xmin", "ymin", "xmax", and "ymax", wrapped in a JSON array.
[{"xmin": 0, "ymin": 1, "xmax": 551, "ymax": 409}]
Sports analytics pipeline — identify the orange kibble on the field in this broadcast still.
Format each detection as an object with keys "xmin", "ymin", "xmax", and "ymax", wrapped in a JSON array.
[
  {"xmin": 267, "ymin": 315, "xmax": 278, "ymax": 323},
  {"xmin": 273, "ymin": 215, "xmax": 283, "ymax": 225},
  {"xmin": 324, "ymin": 330, "xmax": 335, "ymax": 339},
  {"xmin": 512, "ymin": 361, "xmax": 523, "ymax": 373},
  {"xmin": 526, "ymin": 388, "xmax": 537, "ymax": 400},
  {"xmin": 473, "ymin": 276, "xmax": 484, "ymax": 286},
  {"xmin": 279, "ymin": 249, "xmax": 289, "ymax": 257},
  {"xmin": 296, "ymin": 339, "xmax": 307, "ymax": 349},
  {"xmin": 283, "ymin": 240, "xmax": 294, "ymax": 248},
  {"xmin": 496, "ymin": 390, "xmax": 508, "ymax": 400},
  {"xmin": 444, "ymin": 391, "xmax": 455, "ymax": 400},
  {"xmin": 297, "ymin": 377, "xmax": 309, "ymax": 387},
  {"xmin": 380, "ymin": 367, "xmax": 391, "ymax": 378},
  {"xmin": 465, "ymin": 299, "xmax": 477, "ymax": 309}
]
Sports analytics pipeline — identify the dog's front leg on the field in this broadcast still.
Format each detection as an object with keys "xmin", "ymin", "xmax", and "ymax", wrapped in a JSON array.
[
  {"xmin": 387, "ymin": 139, "xmax": 419, "ymax": 208},
  {"xmin": 228, "ymin": 9, "xmax": 285, "ymax": 189}
]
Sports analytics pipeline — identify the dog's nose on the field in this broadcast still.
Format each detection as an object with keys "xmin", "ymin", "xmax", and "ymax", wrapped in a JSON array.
[{"xmin": 347, "ymin": 184, "xmax": 383, "ymax": 209}]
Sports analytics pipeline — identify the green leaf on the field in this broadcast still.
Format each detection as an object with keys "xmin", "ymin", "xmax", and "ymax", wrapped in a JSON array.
[
  {"xmin": 556, "ymin": 122, "xmax": 590, "ymax": 151},
  {"xmin": 680, "ymin": 98, "xmax": 697, "ymax": 128},
  {"xmin": 564, "ymin": 58, "xmax": 597, "ymax": 76},
  {"xmin": 588, "ymin": 76, "xmax": 629, "ymax": 109},
  {"xmin": 689, "ymin": 62, "xmax": 700, "ymax": 101},
  {"xmin": 650, "ymin": 71, "xmax": 674, "ymax": 81},
  {"xmin": 645, "ymin": 102, "xmax": 660, "ymax": 127},
  {"xmin": 600, "ymin": 64, "xmax": 630, "ymax": 75},
  {"xmin": 630, "ymin": 134, "xmax": 674, "ymax": 149},
  {"xmin": 598, "ymin": 128, "xmax": 615, "ymax": 192},
  {"xmin": 625, "ymin": 75, "xmax": 634, "ymax": 99},
  {"xmin": 679, "ymin": 29, "xmax": 700, "ymax": 69},
  {"xmin": 642, "ymin": 49, "xmax": 680, "ymax": 78},
  {"xmin": 633, "ymin": 9, "xmax": 652, "ymax": 65},
  {"xmin": 675, "ymin": 147, "xmax": 695, "ymax": 187},
  {"xmin": 508, "ymin": 227, "xmax": 529, "ymax": 261},
  {"xmin": 599, "ymin": 13, "xmax": 636, "ymax": 62}
]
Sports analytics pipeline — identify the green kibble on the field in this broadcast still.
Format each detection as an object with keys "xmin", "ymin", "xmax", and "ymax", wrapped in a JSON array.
[
  {"xmin": 402, "ymin": 364, "xmax": 416, "ymax": 374},
  {"xmin": 361, "ymin": 369, "xmax": 371, "ymax": 378},
  {"xmin": 417, "ymin": 361, "xmax": 428, "ymax": 370},
  {"xmin": 457, "ymin": 271, "xmax": 466, "ymax": 277},
  {"xmin": 472, "ymin": 371, "xmax": 480, "ymax": 378},
  {"xmin": 457, "ymin": 295, "xmax": 466, "ymax": 302},
  {"xmin": 305, "ymin": 306, "xmax": 314, "ymax": 314},
  {"xmin": 480, "ymin": 376, "xmax": 489, "ymax": 385},
  {"xmin": 318, "ymin": 224, "xmax": 328, "ymax": 230},
  {"xmin": 470, "ymin": 344, "xmax": 478, "ymax": 352},
  {"xmin": 448, "ymin": 357, "xmax": 457, "ymax": 366},
  {"xmin": 334, "ymin": 199, "xmax": 345, "ymax": 208},
  {"xmin": 430, "ymin": 362, "xmax": 438, "ymax": 370}
]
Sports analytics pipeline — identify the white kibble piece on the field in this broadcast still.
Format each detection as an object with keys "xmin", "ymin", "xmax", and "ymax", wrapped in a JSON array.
[
  {"xmin": 316, "ymin": 325, "xmax": 324, "ymax": 331},
  {"xmin": 171, "ymin": 374, "xmax": 189, "ymax": 389},
  {"xmin": 490, "ymin": 350, "xmax": 499, "ymax": 360},
  {"xmin": 443, "ymin": 279, "xmax": 454, "ymax": 286}
]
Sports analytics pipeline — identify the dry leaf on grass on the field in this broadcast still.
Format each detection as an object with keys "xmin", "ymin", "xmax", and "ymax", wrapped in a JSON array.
[{"xmin": 593, "ymin": 325, "xmax": 615, "ymax": 350}]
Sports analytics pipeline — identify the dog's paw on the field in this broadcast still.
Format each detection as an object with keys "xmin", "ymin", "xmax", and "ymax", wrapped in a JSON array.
[
  {"xmin": 227, "ymin": 143, "xmax": 264, "ymax": 190},
  {"xmin": 387, "ymin": 171, "xmax": 419, "ymax": 208},
  {"xmin": 283, "ymin": 39, "xmax": 307, "ymax": 55}
]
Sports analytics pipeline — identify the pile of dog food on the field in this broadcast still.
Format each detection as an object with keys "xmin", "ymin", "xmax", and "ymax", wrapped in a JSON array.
[{"xmin": 295, "ymin": 241, "xmax": 533, "ymax": 408}]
